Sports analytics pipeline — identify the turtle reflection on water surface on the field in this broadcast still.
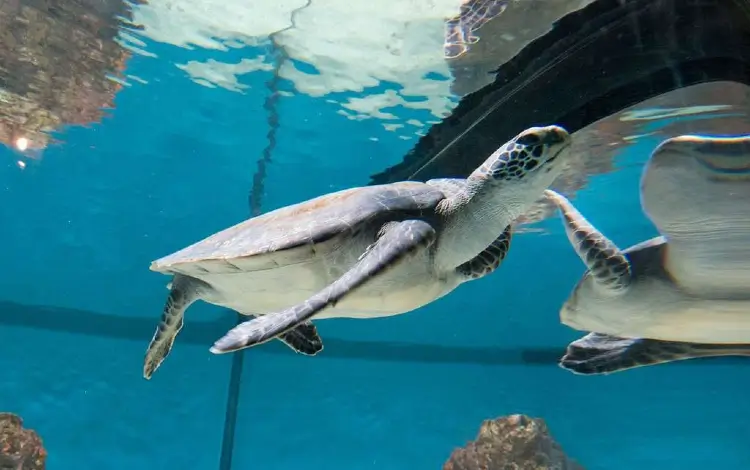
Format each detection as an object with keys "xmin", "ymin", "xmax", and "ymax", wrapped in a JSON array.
[{"xmin": 546, "ymin": 134, "xmax": 750, "ymax": 375}]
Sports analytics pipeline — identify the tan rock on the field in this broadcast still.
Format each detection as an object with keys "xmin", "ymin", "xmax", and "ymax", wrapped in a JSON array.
[
  {"xmin": 0, "ymin": 413, "xmax": 46, "ymax": 470},
  {"xmin": 444, "ymin": 414, "xmax": 583, "ymax": 470}
]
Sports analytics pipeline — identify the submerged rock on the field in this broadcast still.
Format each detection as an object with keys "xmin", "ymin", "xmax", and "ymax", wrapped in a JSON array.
[
  {"xmin": 444, "ymin": 414, "xmax": 583, "ymax": 470},
  {"xmin": 0, "ymin": 413, "xmax": 46, "ymax": 470}
]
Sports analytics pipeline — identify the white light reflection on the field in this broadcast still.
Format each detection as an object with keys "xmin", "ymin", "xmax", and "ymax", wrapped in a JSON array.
[{"xmin": 15, "ymin": 137, "xmax": 29, "ymax": 151}]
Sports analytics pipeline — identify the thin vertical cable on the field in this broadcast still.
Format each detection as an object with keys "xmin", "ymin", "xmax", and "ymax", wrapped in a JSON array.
[
  {"xmin": 248, "ymin": 0, "xmax": 312, "ymax": 213},
  {"xmin": 218, "ymin": 2, "xmax": 313, "ymax": 469}
]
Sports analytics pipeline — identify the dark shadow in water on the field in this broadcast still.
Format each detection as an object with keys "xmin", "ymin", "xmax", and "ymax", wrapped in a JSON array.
[
  {"xmin": 0, "ymin": 300, "xmax": 562, "ymax": 366},
  {"xmin": 370, "ymin": 0, "xmax": 750, "ymax": 239},
  {"xmin": 0, "ymin": 300, "xmax": 230, "ymax": 343},
  {"xmin": 2, "ymin": 300, "xmax": 746, "ymax": 368}
]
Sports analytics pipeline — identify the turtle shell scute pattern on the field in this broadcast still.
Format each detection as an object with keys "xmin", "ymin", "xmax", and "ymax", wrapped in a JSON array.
[{"xmin": 486, "ymin": 142, "xmax": 545, "ymax": 181}]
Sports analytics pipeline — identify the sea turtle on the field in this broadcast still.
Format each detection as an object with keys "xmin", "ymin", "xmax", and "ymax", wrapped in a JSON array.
[
  {"xmin": 544, "ymin": 133, "xmax": 750, "ymax": 375},
  {"xmin": 143, "ymin": 125, "xmax": 572, "ymax": 379}
]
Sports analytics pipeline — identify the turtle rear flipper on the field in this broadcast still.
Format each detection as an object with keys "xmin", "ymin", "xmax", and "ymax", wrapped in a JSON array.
[
  {"xmin": 243, "ymin": 316, "xmax": 323, "ymax": 355},
  {"xmin": 210, "ymin": 219, "xmax": 438, "ymax": 354},
  {"xmin": 276, "ymin": 321, "xmax": 324, "ymax": 355},
  {"xmin": 560, "ymin": 332, "xmax": 750, "ymax": 375},
  {"xmin": 143, "ymin": 275, "xmax": 207, "ymax": 379}
]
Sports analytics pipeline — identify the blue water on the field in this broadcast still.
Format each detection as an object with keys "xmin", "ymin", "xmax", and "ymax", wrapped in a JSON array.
[{"xmin": 1, "ymin": 27, "xmax": 749, "ymax": 470}]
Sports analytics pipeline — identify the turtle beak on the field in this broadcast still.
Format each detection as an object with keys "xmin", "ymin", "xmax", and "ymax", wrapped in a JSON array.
[
  {"xmin": 544, "ymin": 127, "xmax": 569, "ymax": 146},
  {"xmin": 546, "ymin": 140, "xmax": 572, "ymax": 163}
]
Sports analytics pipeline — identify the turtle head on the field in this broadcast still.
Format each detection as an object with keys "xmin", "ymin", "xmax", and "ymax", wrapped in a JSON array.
[{"xmin": 470, "ymin": 125, "xmax": 572, "ymax": 189}]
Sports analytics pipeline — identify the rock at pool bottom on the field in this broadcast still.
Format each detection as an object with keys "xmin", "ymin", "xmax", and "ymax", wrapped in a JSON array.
[
  {"xmin": 444, "ymin": 414, "xmax": 583, "ymax": 470},
  {"xmin": 0, "ymin": 413, "xmax": 46, "ymax": 470}
]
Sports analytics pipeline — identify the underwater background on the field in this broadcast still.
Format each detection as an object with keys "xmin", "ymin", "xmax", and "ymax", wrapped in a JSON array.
[{"xmin": 1, "ymin": 0, "xmax": 749, "ymax": 469}]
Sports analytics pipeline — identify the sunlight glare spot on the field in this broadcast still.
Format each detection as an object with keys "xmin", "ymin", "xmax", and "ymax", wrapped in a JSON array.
[{"xmin": 15, "ymin": 137, "xmax": 29, "ymax": 151}]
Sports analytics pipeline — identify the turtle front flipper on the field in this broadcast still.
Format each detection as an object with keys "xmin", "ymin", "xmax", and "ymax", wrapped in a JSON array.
[
  {"xmin": 456, "ymin": 225, "xmax": 512, "ymax": 280},
  {"xmin": 210, "ymin": 219, "xmax": 438, "ymax": 354},
  {"xmin": 560, "ymin": 332, "xmax": 750, "ymax": 375},
  {"xmin": 143, "ymin": 275, "xmax": 207, "ymax": 379}
]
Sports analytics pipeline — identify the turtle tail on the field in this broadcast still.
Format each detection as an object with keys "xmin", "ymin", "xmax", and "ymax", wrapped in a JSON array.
[{"xmin": 143, "ymin": 275, "xmax": 204, "ymax": 380}]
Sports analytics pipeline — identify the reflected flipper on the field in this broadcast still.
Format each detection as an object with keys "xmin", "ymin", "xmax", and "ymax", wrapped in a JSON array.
[
  {"xmin": 560, "ymin": 332, "xmax": 750, "ymax": 375},
  {"xmin": 545, "ymin": 189, "xmax": 632, "ymax": 292}
]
